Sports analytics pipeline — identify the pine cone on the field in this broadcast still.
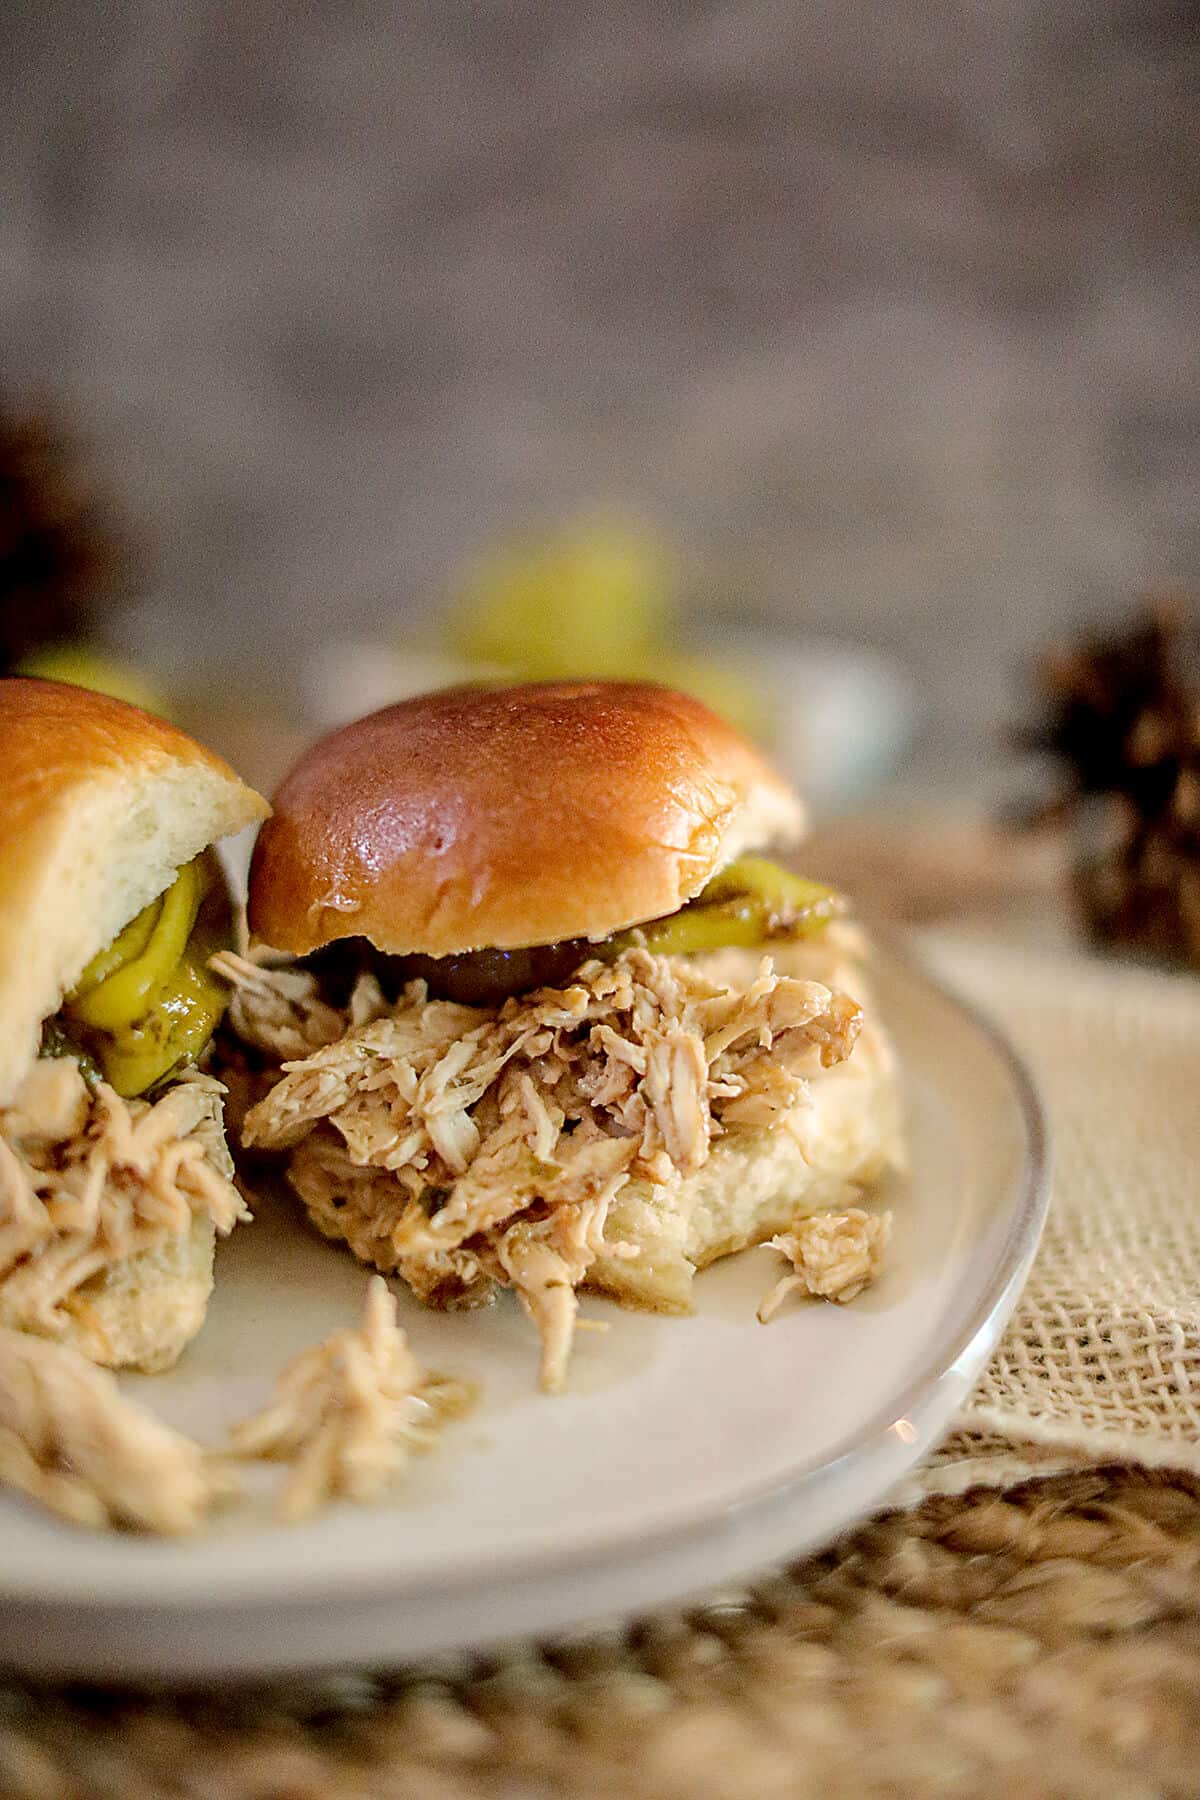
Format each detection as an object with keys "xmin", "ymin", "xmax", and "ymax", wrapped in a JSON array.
[
  {"xmin": 0, "ymin": 399, "xmax": 124, "ymax": 669},
  {"xmin": 1017, "ymin": 598, "xmax": 1200, "ymax": 966}
]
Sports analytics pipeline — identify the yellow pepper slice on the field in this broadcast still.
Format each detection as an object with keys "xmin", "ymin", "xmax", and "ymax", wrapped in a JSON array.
[
  {"xmin": 612, "ymin": 858, "xmax": 842, "ymax": 957},
  {"xmin": 618, "ymin": 902, "xmax": 778, "ymax": 957},
  {"xmin": 66, "ymin": 858, "xmax": 206, "ymax": 1032},
  {"xmin": 57, "ymin": 853, "xmax": 233, "ymax": 1097},
  {"xmin": 697, "ymin": 856, "xmax": 835, "ymax": 912},
  {"xmin": 69, "ymin": 896, "xmax": 162, "ymax": 999},
  {"xmin": 95, "ymin": 950, "xmax": 229, "ymax": 1098}
]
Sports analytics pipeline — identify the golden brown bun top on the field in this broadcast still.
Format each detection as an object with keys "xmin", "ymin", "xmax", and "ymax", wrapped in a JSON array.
[
  {"xmin": 0, "ymin": 679, "xmax": 270, "ymax": 1103},
  {"xmin": 0, "ymin": 679, "xmax": 250, "ymax": 834},
  {"xmin": 249, "ymin": 681, "xmax": 805, "ymax": 957}
]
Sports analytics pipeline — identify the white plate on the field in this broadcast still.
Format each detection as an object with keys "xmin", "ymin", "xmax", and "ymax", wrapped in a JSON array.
[{"xmin": 0, "ymin": 944, "xmax": 1047, "ymax": 1680}]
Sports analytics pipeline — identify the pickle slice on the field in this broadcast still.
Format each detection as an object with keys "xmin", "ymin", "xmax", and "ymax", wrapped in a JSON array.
[
  {"xmin": 401, "ymin": 942, "xmax": 591, "ymax": 1008},
  {"xmin": 39, "ymin": 1018, "xmax": 101, "ymax": 1085}
]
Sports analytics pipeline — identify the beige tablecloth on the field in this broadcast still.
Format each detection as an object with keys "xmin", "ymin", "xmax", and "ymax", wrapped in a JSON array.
[{"xmin": 905, "ymin": 929, "xmax": 1200, "ymax": 1503}]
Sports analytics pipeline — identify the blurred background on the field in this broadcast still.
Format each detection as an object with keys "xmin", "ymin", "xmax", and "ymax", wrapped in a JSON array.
[{"xmin": 2, "ymin": 1, "xmax": 1197, "ymax": 851}]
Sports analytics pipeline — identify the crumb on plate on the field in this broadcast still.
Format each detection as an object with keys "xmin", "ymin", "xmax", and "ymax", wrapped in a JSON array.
[{"xmin": 757, "ymin": 1208, "xmax": 892, "ymax": 1321}]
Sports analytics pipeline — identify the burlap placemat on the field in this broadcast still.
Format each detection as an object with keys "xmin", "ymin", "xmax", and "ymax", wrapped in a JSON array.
[
  {"xmin": 905, "ymin": 930, "xmax": 1200, "ymax": 1501},
  {"xmin": 3, "ymin": 935, "xmax": 1200, "ymax": 1798}
]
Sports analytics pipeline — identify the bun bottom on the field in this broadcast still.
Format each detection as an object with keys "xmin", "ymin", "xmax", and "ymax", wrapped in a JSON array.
[
  {"xmin": 0, "ymin": 1217, "xmax": 218, "ymax": 1375},
  {"xmin": 586, "ymin": 1025, "xmax": 902, "ymax": 1314},
  {"xmin": 69, "ymin": 1217, "xmax": 217, "ymax": 1373}
]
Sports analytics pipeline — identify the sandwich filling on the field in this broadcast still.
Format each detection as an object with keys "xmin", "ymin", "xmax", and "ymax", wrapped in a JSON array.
[
  {"xmin": 0, "ymin": 853, "xmax": 246, "ymax": 1361},
  {"xmin": 218, "ymin": 860, "xmax": 870, "ymax": 1389},
  {"xmin": 0, "ymin": 1063, "xmax": 246, "ymax": 1356}
]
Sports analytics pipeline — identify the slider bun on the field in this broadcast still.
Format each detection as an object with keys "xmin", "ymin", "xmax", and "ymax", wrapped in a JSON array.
[
  {"xmin": 0, "ymin": 679, "xmax": 270, "ymax": 1105},
  {"xmin": 249, "ymin": 681, "xmax": 805, "ymax": 958},
  {"xmin": 590, "ymin": 938, "xmax": 902, "ymax": 1312},
  {"xmin": 589, "ymin": 1017, "xmax": 901, "ymax": 1313},
  {"xmin": 0, "ymin": 1215, "xmax": 220, "ymax": 1375}
]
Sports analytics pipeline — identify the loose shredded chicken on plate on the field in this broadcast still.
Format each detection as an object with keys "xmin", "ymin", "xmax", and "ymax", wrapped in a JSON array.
[
  {"xmin": 228, "ymin": 1275, "xmax": 472, "ymax": 1522},
  {"xmin": 217, "ymin": 946, "xmax": 862, "ymax": 1389},
  {"xmin": 0, "ymin": 1326, "xmax": 230, "ymax": 1533},
  {"xmin": 757, "ymin": 1207, "xmax": 892, "ymax": 1321},
  {"xmin": 0, "ymin": 1278, "xmax": 469, "ymax": 1533},
  {"xmin": 0, "ymin": 1061, "xmax": 247, "ymax": 1345}
]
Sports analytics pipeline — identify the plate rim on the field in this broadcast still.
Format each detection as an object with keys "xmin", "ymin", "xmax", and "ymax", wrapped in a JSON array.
[{"xmin": 0, "ymin": 936, "xmax": 1050, "ymax": 1615}]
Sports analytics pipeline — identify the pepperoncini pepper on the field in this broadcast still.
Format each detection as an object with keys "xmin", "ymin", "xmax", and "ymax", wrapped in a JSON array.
[
  {"xmin": 616, "ymin": 857, "xmax": 842, "ymax": 957},
  {"xmin": 68, "ymin": 858, "xmax": 205, "ymax": 1032},
  {"xmin": 92, "ymin": 948, "xmax": 228, "ymax": 1098},
  {"xmin": 60, "ymin": 852, "xmax": 233, "ymax": 1097},
  {"xmin": 403, "ymin": 859, "xmax": 843, "ymax": 1006}
]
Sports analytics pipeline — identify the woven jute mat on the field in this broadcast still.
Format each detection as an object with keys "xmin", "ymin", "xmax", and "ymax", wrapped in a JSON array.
[{"xmin": 4, "ymin": 1465, "xmax": 1200, "ymax": 1799}]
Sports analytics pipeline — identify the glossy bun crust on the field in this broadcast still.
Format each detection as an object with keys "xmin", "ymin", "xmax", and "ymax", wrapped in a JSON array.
[
  {"xmin": 0, "ymin": 679, "xmax": 269, "ymax": 1104},
  {"xmin": 249, "ymin": 681, "xmax": 805, "ymax": 957}
]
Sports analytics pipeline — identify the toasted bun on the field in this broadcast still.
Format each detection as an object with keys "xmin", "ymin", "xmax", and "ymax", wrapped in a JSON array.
[
  {"xmin": 588, "ymin": 1015, "xmax": 901, "ymax": 1313},
  {"xmin": 249, "ymin": 681, "xmax": 804, "ymax": 958},
  {"xmin": 56, "ymin": 1216, "xmax": 216, "ymax": 1375},
  {"xmin": 0, "ymin": 1213, "xmax": 217, "ymax": 1374},
  {"xmin": 589, "ymin": 941, "xmax": 902, "ymax": 1312},
  {"xmin": 0, "ymin": 679, "xmax": 270, "ymax": 1105}
]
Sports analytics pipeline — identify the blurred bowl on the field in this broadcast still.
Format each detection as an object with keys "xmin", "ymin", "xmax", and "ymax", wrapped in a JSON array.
[
  {"xmin": 302, "ymin": 642, "xmax": 502, "ymax": 732},
  {"xmin": 706, "ymin": 630, "xmax": 919, "ymax": 810},
  {"xmin": 302, "ymin": 632, "xmax": 918, "ymax": 812}
]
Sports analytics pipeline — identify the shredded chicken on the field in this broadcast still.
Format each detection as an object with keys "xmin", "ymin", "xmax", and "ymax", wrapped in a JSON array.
[
  {"xmin": 0, "ymin": 1327, "xmax": 230, "ymax": 1533},
  {"xmin": 227, "ymin": 1275, "xmax": 472, "ymax": 1521},
  {"xmin": 222, "ymin": 947, "xmax": 862, "ymax": 1388},
  {"xmin": 757, "ymin": 1208, "xmax": 892, "ymax": 1321},
  {"xmin": 211, "ymin": 950, "xmax": 388, "ymax": 1061},
  {"xmin": 0, "ymin": 1061, "xmax": 248, "ymax": 1345}
]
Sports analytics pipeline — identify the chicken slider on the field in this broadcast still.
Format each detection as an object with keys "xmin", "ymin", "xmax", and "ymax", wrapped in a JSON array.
[
  {"xmin": 0, "ymin": 679, "xmax": 269, "ymax": 1371},
  {"xmin": 221, "ymin": 681, "xmax": 902, "ymax": 1388}
]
